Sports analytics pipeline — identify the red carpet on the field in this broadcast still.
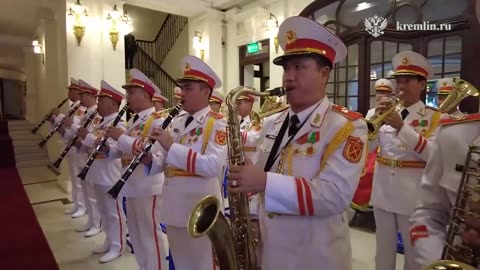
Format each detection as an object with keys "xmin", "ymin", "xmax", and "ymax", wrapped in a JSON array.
[
  {"xmin": 0, "ymin": 120, "xmax": 59, "ymax": 269},
  {"xmin": 0, "ymin": 120, "xmax": 16, "ymax": 168}
]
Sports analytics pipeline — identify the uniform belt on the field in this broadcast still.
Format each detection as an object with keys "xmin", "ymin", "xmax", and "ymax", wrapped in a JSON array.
[
  {"xmin": 164, "ymin": 166, "xmax": 200, "ymax": 178},
  {"xmin": 244, "ymin": 146, "xmax": 257, "ymax": 152},
  {"xmin": 377, "ymin": 156, "xmax": 426, "ymax": 168}
]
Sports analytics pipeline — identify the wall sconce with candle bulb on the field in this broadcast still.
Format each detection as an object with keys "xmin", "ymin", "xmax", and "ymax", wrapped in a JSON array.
[
  {"xmin": 267, "ymin": 13, "xmax": 279, "ymax": 54},
  {"xmin": 106, "ymin": 5, "xmax": 133, "ymax": 50},
  {"xmin": 32, "ymin": 40, "xmax": 45, "ymax": 66},
  {"xmin": 192, "ymin": 31, "xmax": 205, "ymax": 60},
  {"xmin": 67, "ymin": 0, "xmax": 88, "ymax": 46}
]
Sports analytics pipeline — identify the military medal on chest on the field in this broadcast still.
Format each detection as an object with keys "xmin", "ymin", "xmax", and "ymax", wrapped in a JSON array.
[
  {"xmin": 188, "ymin": 127, "xmax": 203, "ymax": 144},
  {"xmin": 294, "ymin": 131, "xmax": 320, "ymax": 156}
]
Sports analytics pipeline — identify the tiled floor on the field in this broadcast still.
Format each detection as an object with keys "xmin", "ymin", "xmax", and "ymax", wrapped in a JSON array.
[{"xmin": 21, "ymin": 166, "xmax": 405, "ymax": 270}]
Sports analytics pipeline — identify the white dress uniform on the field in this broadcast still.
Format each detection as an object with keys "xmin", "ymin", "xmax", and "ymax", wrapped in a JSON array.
[
  {"xmin": 64, "ymin": 80, "xmax": 103, "ymax": 234},
  {"xmin": 49, "ymin": 79, "xmax": 86, "ymax": 215},
  {"xmin": 254, "ymin": 16, "xmax": 367, "ymax": 270},
  {"xmin": 147, "ymin": 55, "xmax": 227, "ymax": 270},
  {"xmin": 80, "ymin": 81, "xmax": 127, "ymax": 262},
  {"xmin": 368, "ymin": 51, "xmax": 446, "ymax": 270},
  {"xmin": 409, "ymin": 114, "xmax": 480, "ymax": 267},
  {"xmin": 256, "ymin": 99, "xmax": 367, "ymax": 270},
  {"xmin": 108, "ymin": 69, "xmax": 169, "ymax": 270}
]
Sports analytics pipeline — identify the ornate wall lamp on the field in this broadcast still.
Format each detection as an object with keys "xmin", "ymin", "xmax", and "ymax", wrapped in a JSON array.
[
  {"xmin": 106, "ymin": 5, "xmax": 133, "ymax": 50},
  {"xmin": 32, "ymin": 40, "xmax": 45, "ymax": 66},
  {"xmin": 192, "ymin": 31, "xmax": 205, "ymax": 60},
  {"xmin": 67, "ymin": 0, "xmax": 88, "ymax": 46},
  {"xmin": 267, "ymin": 13, "xmax": 279, "ymax": 54}
]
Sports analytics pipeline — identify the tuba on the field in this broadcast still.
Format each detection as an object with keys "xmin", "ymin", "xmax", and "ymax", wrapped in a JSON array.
[
  {"xmin": 365, "ymin": 96, "xmax": 403, "ymax": 141},
  {"xmin": 438, "ymin": 78, "xmax": 479, "ymax": 119},
  {"xmin": 423, "ymin": 145, "xmax": 480, "ymax": 270},
  {"xmin": 187, "ymin": 86, "xmax": 287, "ymax": 270},
  {"xmin": 250, "ymin": 95, "xmax": 289, "ymax": 126}
]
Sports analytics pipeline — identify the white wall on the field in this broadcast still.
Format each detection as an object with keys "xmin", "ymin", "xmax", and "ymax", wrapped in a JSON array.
[
  {"xmin": 161, "ymin": 24, "xmax": 189, "ymax": 80},
  {"xmin": 188, "ymin": 0, "xmax": 315, "ymax": 101},
  {"xmin": 66, "ymin": 0, "xmax": 126, "ymax": 92},
  {"xmin": 124, "ymin": 4, "xmax": 168, "ymax": 41}
]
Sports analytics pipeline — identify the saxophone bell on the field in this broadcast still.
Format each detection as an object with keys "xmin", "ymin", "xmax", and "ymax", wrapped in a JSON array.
[{"xmin": 188, "ymin": 195, "xmax": 238, "ymax": 270}]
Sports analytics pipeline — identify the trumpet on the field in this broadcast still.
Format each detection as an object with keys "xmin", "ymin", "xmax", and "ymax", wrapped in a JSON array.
[
  {"xmin": 187, "ymin": 86, "xmax": 287, "ymax": 270},
  {"xmin": 77, "ymin": 105, "xmax": 129, "ymax": 180},
  {"xmin": 48, "ymin": 110, "xmax": 98, "ymax": 176},
  {"xmin": 38, "ymin": 101, "xmax": 82, "ymax": 148},
  {"xmin": 366, "ymin": 97, "xmax": 403, "ymax": 141},
  {"xmin": 423, "ymin": 145, "xmax": 480, "ymax": 270},
  {"xmin": 32, "ymin": 97, "xmax": 70, "ymax": 134},
  {"xmin": 106, "ymin": 103, "xmax": 183, "ymax": 199}
]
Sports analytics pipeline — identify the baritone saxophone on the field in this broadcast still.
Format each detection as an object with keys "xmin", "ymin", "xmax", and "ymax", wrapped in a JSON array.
[{"xmin": 187, "ymin": 86, "xmax": 287, "ymax": 270}]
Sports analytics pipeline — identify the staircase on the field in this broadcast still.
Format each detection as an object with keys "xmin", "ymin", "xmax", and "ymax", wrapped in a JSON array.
[
  {"xmin": 133, "ymin": 14, "xmax": 188, "ymax": 107},
  {"xmin": 8, "ymin": 121, "xmax": 50, "ymax": 168}
]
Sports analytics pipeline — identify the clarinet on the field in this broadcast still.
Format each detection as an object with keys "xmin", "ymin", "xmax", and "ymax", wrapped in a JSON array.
[
  {"xmin": 48, "ymin": 110, "xmax": 98, "ymax": 175},
  {"xmin": 32, "ymin": 97, "xmax": 70, "ymax": 134},
  {"xmin": 106, "ymin": 103, "xmax": 183, "ymax": 199},
  {"xmin": 78, "ymin": 105, "xmax": 129, "ymax": 180},
  {"xmin": 38, "ymin": 102, "xmax": 81, "ymax": 148}
]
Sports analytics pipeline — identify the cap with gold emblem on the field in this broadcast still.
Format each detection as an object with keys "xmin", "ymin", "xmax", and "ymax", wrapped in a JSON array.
[
  {"xmin": 435, "ymin": 77, "xmax": 454, "ymax": 95},
  {"xmin": 210, "ymin": 89, "xmax": 224, "ymax": 104},
  {"xmin": 237, "ymin": 93, "xmax": 259, "ymax": 103},
  {"xmin": 374, "ymin": 78, "xmax": 394, "ymax": 93},
  {"xmin": 273, "ymin": 16, "xmax": 347, "ymax": 66},
  {"xmin": 178, "ymin": 55, "xmax": 221, "ymax": 89},
  {"xmin": 67, "ymin": 77, "xmax": 80, "ymax": 90},
  {"xmin": 78, "ymin": 79, "xmax": 99, "ymax": 95},
  {"xmin": 391, "ymin": 51, "xmax": 434, "ymax": 80},
  {"xmin": 122, "ymin": 69, "xmax": 156, "ymax": 96},
  {"xmin": 97, "ymin": 80, "xmax": 125, "ymax": 103}
]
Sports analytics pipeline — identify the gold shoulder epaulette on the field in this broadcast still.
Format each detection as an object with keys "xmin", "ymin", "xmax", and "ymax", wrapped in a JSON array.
[
  {"xmin": 439, "ymin": 112, "xmax": 480, "ymax": 125},
  {"xmin": 331, "ymin": 104, "xmax": 363, "ymax": 120},
  {"xmin": 209, "ymin": 110, "xmax": 224, "ymax": 119}
]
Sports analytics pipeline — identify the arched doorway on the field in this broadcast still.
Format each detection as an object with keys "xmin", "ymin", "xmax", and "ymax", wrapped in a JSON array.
[{"xmin": 300, "ymin": 0, "xmax": 480, "ymax": 114}]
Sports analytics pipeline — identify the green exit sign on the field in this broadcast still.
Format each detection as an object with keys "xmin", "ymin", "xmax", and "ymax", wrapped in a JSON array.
[{"xmin": 247, "ymin": 42, "xmax": 262, "ymax": 54}]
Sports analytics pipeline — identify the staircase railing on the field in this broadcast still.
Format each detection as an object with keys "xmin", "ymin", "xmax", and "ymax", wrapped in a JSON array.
[
  {"xmin": 133, "ymin": 46, "xmax": 178, "ymax": 108},
  {"xmin": 136, "ymin": 14, "xmax": 188, "ymax": 65}
]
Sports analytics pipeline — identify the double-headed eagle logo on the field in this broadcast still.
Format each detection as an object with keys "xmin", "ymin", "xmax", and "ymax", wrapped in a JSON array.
[{"xmin": 365, "ymin": 15, "xmax": 388, "ymax": 38}]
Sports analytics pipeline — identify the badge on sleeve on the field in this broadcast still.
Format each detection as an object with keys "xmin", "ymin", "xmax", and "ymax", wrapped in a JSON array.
[
  {"xmin": 343, "ymin": 136, "xmax": 364, "ymax": 163},
  {"xmin": 215, "ymin": 129, "xmax": 227, "ymax": 146}
]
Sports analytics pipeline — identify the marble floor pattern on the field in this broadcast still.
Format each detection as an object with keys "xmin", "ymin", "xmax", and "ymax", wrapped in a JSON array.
[{"xmin": 21, "ymin": 166, "xmax": 405, "ymax": 270}]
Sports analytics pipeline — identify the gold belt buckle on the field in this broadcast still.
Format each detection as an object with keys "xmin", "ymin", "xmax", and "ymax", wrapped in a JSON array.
[
  {"xmin": 165, "ymin": 167, "xmax": 175, "ymax": 177},
  {"xmin": 388, "ymin": 158, "xmax": 400, "ymax": 168}
]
